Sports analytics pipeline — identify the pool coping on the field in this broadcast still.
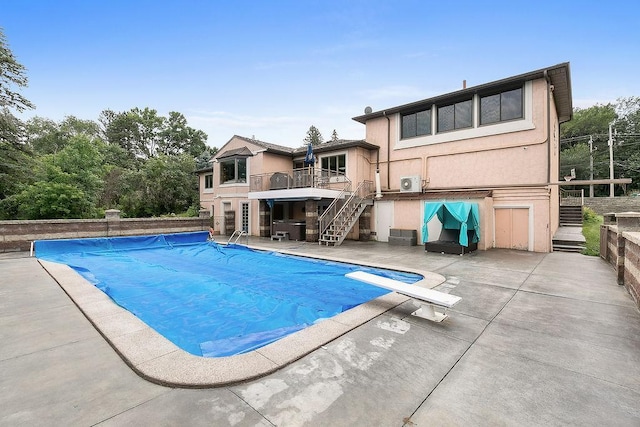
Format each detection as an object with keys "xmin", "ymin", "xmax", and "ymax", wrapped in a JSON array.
[{"xmin": 38, "ymin": 244, "xmax": 446, "ymax": 388}]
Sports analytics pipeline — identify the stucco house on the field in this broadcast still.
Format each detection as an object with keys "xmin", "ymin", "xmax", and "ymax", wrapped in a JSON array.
[{"xmin": 198, "ymin": 63, "xmax": 573, "ymax": 252}]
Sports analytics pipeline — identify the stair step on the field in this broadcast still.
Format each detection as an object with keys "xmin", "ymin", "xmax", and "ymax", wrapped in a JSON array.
[{"xmin": 553, "ymin": 244, "xmax": 585, "ymax": 253}]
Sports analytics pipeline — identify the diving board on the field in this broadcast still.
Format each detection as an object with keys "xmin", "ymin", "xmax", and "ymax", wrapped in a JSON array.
[{"xmin": 345, "ymin": 271, "xmax": 461, "ymax": 322}]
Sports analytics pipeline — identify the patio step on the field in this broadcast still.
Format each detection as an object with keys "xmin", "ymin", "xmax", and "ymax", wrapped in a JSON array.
[{"xmin": 552, "ymin": 225, "xmax": 586, "ymax": 253}]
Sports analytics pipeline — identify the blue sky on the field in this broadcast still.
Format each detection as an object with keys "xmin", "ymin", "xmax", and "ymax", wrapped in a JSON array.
[{"xmin": 3, "ymin": 0, "xmax": 639, "ymax": 149}]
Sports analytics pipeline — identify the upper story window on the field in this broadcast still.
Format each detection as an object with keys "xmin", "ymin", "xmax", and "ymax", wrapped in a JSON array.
[
  {"xmin": 321, "ymin": 154, "xmax": 346, "ymax": 176},
  {"xmin": 480, "ymin": 87, "xmax": 523, "ymax": 125},
  {"xmin": 437, "ymin": 99, "xmax": 472, "ymax": 133},
  {"xmin": 401, "ymin": 109, "xmax": 431, "ymax": 139},
  {"xmin": 204, "ymin": 174, "xmax": 213, "ymax": 189},
  {"xmin": 220, "ymin": 157, "xmax": 247, "ymax": 184}
]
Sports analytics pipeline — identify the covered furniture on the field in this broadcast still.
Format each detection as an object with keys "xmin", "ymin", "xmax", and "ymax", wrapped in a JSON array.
[{"xmin": 422, "ymin": 202, "xmax": 480, "ymax": 255}]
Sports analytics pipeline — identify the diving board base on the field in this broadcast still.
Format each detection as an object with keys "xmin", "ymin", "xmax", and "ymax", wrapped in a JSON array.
[
  {"xmin": 345, "ymin": 271, "xmax": 461, "ymax": 323},
  {"xmin": 412, "ymin": 303, "xmax": 448, "ymax": 322}
]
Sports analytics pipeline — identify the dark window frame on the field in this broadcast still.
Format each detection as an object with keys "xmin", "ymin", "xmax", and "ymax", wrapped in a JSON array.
[
  {"xmin": 437, "ymin": 98, "xmax": 473, "ymax": 133},
  {"xmin": 401, "ymin": 108, "xmax": 431, "ymax": 139},
  {"xmin": 204, "ymin": 173, "xmax": 213, "ymax": 189},
  {"xmin": 479, "ymin": 86, "xmax": 524, "ymax": 126},
  {"xmin": 219, "ymin": 157, "xmax": 248, "ymax": 184},
  {"xmin": 320, "ymin": 154, "xmax": 346, "ymax": 176}
]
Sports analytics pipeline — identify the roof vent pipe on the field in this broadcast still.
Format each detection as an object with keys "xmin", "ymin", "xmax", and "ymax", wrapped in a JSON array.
[{"xmin": 463, "ymin": 80, "xmax": 467, "ymax": 89}]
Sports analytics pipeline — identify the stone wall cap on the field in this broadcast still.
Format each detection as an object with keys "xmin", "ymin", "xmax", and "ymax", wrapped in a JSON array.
[{"xmin": 615, "ymin": 212, "xmax": 640, "ymax": 217}]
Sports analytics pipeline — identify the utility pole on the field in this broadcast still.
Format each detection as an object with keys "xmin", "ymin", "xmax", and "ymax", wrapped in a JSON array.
[
  {"xmin": 589, "ymin": 136, "xmax": 594, "ymax": 198},
  {"xmin": 608, "ymin": 122, "xmax": 615, "ymax": 198}
]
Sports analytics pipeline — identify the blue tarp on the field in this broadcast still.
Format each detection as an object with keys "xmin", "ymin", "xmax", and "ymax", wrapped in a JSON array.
[
  {"xmin": 421, "ymin": 202, "xmax": 481, "ymax": 246},
  {"xmin": 35, "ymin": 232, "xmax": 422, "ymax": 358}
]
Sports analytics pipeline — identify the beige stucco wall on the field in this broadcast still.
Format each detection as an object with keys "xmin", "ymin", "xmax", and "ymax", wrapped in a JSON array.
[
  {"xmin": 199, "ymin": 136, "xmax": 295, "ymax": 236},
  {"xmin": 362, "ymin": 77, "xmax": 556, "ymax": 252},
  {"xmin": 365, "ymin": 79, "xmax": 550, "ymax": 191}
]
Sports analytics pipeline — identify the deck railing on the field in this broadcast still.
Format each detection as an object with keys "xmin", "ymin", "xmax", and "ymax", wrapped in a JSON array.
[
  {"xmin": 249, "ymin": 168, "xmax": 350, "ymax": 192},
  {"xmin": 560, "ymin": 189, "xmax": 584, "ymax": 206},
  {"xmin": 318, "ymin": 180, "xmax": 373, "ymax": 238}
]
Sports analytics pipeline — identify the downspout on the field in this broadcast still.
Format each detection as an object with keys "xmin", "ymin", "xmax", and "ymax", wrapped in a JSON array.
[
  {"xmin": 383, "ymin": 111, "xmax": 391, "ymax": 190},
  {"xmin": 544, "ymin": 70, "xmax": 552, "ymax": 184},
  {"xmin": 375, "ymin": 147, "xmax": 382, "ymax": 199},
  {"xmin": 544, "ymin": 69, "xmax": 554, "ymax": 251}
]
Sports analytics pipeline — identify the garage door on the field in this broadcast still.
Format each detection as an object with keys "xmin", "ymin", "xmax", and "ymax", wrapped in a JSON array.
[{"xmin": 494, "ymin": 208, "xmax": 530, "ymax": 250}]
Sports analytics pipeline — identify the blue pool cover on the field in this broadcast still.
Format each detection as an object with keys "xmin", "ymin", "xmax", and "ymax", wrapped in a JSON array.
[{"xmin": 36, "ymin": 232, "xmax": 422, "ymax": 357}]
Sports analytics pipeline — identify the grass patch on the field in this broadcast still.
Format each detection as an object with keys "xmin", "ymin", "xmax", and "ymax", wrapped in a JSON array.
[{"xmin": 582, "ymin": 207, "xmax": 603, "ymax": 256}]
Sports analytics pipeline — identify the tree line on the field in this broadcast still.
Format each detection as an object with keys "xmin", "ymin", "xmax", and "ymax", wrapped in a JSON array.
[
  {"xmin": 1, "ymin": 28, "xmax": 217, "ymax": 220},
  {"xmin": 560, "ymin": 97, "xmax": 640, "ymax": 196},
  {"xmin": 1, "ymin": 109, "xmax": 216, "ymax": 220}
]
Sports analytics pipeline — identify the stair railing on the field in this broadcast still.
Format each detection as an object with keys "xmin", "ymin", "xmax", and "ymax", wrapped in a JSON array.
[
  {"xmin": 318, "ymin": 182, "xmax": 352, "ymax": 237},
  {"xmin": 560, "ymin": 189, "xmax": 584, "ymax": 206},
  {"xmin": 319, "ymin": 181, "xmax": 373, "ymax": 244}
]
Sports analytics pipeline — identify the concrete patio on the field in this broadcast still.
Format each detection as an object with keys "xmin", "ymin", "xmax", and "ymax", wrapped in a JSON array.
[{"xmin": 1, "ymin": 239, "xmax": 639, "ymax": 426}]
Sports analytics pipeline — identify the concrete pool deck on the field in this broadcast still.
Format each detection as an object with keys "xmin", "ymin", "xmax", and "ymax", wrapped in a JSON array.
[{"xmin": 2, "ymin": 238, "xmax": 640, "ymax": 425}]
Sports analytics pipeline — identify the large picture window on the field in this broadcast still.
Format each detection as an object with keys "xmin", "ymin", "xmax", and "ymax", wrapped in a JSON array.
[
  {"xmin": 401, "ymin": 109, "xmax": 431, "ymax": 139},
  {"xmin": 437, "ymin": 99, "xmax": 472, "ymax": 132},
  {"xmin": 321, "ymin": 154, "xmax": 346, "ymax": 176},
  {"xmin": 220, "ymin": 157, "xmax": 247, "ymax": 184},
  {"xmin": 480, "ymin": 87, "xmax": 523, "ymax": 125}
]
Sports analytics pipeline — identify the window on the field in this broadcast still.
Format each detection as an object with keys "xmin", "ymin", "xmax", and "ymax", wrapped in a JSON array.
[
  {"xmin": 480, "ymin": 87, "xmax": 523, "ymax": 125},
  {"xmin": 437, "ymin": 99, "xmax": 472, "ymax": 132},
  {"xmin": 401, "ymin": 109, "xmax": 431, "ymax": 139},
  {"xmin": 220, "ymin": 157, "xmax": 247, "ymax": 184},
  {"xmin": 204, "ymin": 174, "xmax": 213, "ymax": 189},
  {"xmin": 321, "ymin": 154, "xmax": 346, "ymax": 175}
]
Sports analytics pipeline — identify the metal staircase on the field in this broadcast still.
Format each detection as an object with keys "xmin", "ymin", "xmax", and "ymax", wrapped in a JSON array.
[{"xmin": 318, "ymin": 181, "xmax": 373, "ymax": 246}]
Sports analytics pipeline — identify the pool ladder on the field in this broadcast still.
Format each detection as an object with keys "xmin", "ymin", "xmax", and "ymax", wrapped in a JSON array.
[{"xmin": 227, "ymin": 230, "xmax": 249, "ymax": 245}]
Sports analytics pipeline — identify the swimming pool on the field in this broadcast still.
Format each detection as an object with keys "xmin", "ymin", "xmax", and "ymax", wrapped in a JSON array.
[{"xmin": 36, "ymin": 232, "xmax": 422, "ymax": 358}]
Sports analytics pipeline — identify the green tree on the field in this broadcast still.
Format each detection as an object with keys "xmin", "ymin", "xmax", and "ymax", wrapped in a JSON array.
[
  {"xmin": 303, "ymin": 125, "xmax": 324, "ymax": 146},
  {"xmin": 100, "ymin": 108, "xmax": 208, "ymax": 160},
  {"xmin": 330, "ymin": 129, "xmax": 339, "ymax": 142},
  {"xmin": 195, "ymin": 147, "xmax": 218, "ymax": 170},
  {"xmin": 560, "ymin": 97, "xmax": 640, "ymax": 194},
  {"xmin": 25, "ymin": 115, "xmax": 101, "ymax": 155},
  {"xmin": 561, "ymin": 104, "xmax": 616, "ymax": 141},
  {"xmin": 160, "ymin": 111, "xmax": 208, "ymax": 156},
  {"xmin": 0, "ymin": 28, "xmax": 34, "ymax": 113},
  {"xmin": 118, "ymin": 154, "xmax": 198, "ymax": 217},
  {"xmin": 142, "ymin": 154, "xmax": 198, "ymax": 216},
  {"xmin": 2, "ymin": 135, "xmax": 106, "ymax": 219},
  {"xmin": 0, "ymin": 27, "xmax": 35, "ymax": 200},
  {"xmin": 1, "ymin": 181, "xmax": 92, "ymax": 219}
]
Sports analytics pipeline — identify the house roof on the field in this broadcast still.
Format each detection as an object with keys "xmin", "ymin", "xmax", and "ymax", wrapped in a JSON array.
[
  {"xmin": 291, "ymin": 139, "xmax": 379, "ymax": 156},
  {"xmin": 232, "ymin": 135, "xmax": 294, "ymax": 156},
  {"xmin": 352, "ymin": 62, "xmax": 573, "ymax": 124},
  {"xmin": 213, "ymin": 135, "xmax": 379, "ymax": 162},
  {"xmin": 217, "ymin": 146, "xmax": 254, "ymax": 159}
]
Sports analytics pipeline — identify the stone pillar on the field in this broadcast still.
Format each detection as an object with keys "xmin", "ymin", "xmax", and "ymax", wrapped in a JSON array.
[
  {"xmin": 359, "ymin": 206, "xmax": 371, "ymax": 241},
  {"xmin": 105, "ymin": 209, "xmax": 121, "ymax": 237},
  {"xmin": 305, "ymin": 200, "xmax": 318, "ymax": 242},
  {"xmin": 105, "ymin": 209, "xmax": 121, "ymax": 220},
  {"xmin": 259, "ymin": 201, "xmax": 271, "ymax": 237},
  {"xmin": 614, "ymin": 212, "xmax": 640, "ymax": 285},
  {"xmin": 224, "ymin": 210, "xmax": 235, "ymax": 236},
  {"xmin": 615, "ymin": 212, "xmax": 640, "ymax": 232}
]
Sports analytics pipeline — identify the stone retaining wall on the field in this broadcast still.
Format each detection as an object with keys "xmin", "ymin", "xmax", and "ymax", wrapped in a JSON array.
[
  {"xmin": 584, "ymin": 197, "xmax": 640, "ymax": 215},
  {"xmin": 0, "ymin": 217, "xmax": 211, "ymax": 252},
  {"xmin": 600, "ymin": 212, "xmax": 640, "ymax": 309},
  {"xmin": 622, "ymin": 232, "xmax": 640, "ymax": 307}
]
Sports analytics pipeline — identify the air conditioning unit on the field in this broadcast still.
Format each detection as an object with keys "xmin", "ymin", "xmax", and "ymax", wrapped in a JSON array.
[{"xmin": 400, "ymin": 176, "xmax": 421, "ymax": 193}]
